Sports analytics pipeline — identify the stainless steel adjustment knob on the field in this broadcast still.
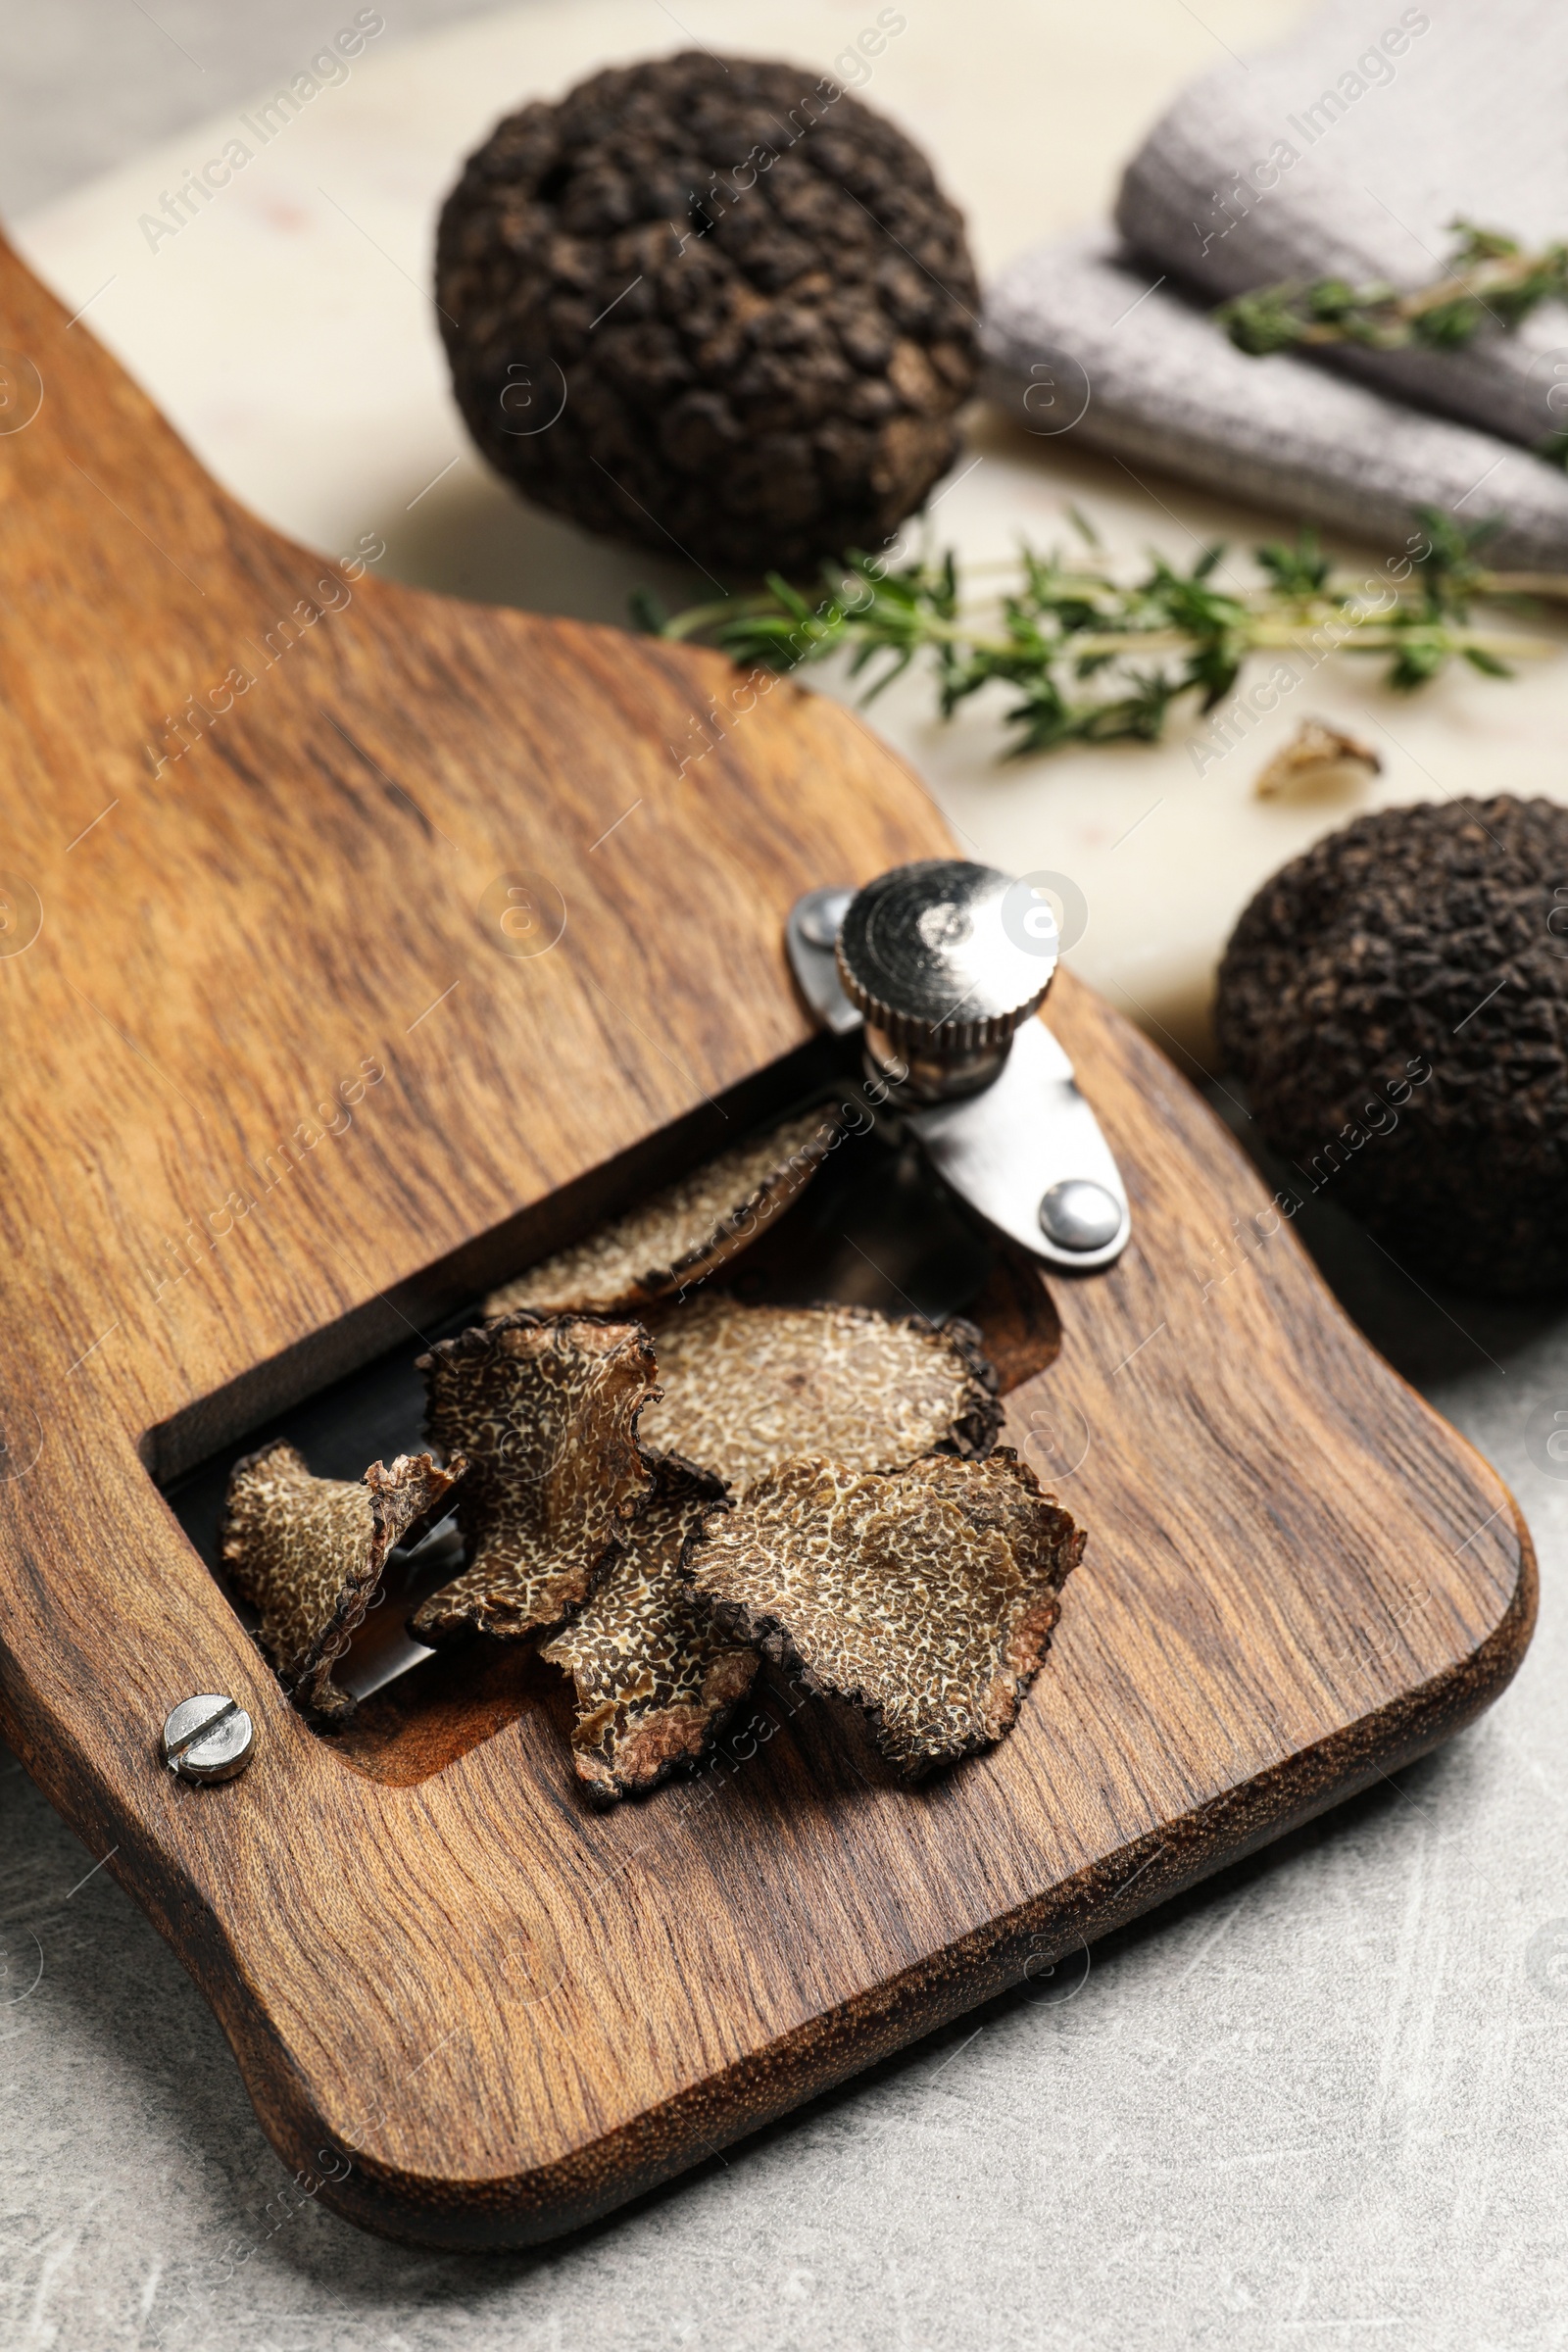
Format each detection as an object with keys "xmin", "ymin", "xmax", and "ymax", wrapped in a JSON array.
[
  {"xmin": 835, "ymin": 859, "xmax": 1057, "ymax": 1103},
  {"xmin": 786, "ymin": 859, "xmax": 1130, "ymax": 1273}
]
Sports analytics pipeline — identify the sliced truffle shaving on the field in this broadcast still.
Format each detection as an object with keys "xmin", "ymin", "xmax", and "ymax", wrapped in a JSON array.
[
  {"xmin": 541, "ymin": 1454, "xmax": 757, "ymax": 1803},
  {"xmin": 221, "ymin": 1442, "xmax": 464, "ymax": 1724},
  {"xmin": 411, "ymin": 1311, "xmax": 657, "ymax": 1646},
  {"xmin": 485, "ymin": 1106, "xmax": 839, "ymax": 1318},
  {"xmin": 637, "ymin": 1296, "xmax": 1000, "ymax": 1495},
  {"xmin": 687, "ymin": 1450, "xmax": 1084, "ymax": 1775}
]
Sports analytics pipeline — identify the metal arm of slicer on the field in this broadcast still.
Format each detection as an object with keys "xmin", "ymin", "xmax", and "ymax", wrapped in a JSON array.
[{"xmin": 786, "ymin": 863, "xmax": 1131, "ymax": 1274}]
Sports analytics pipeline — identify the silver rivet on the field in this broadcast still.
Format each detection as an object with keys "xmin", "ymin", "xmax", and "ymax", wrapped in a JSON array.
[
  {"xmin": 796, "ymin": 886, "xmax": 854, "ymax": 950},
  {"xmin": 162, "ymin": 1693, "xmax": 256, "ymax": 1785},
  {"xmin": 1039, "ymin": 1179, "xmax": 1122, "ymax": 1252}
]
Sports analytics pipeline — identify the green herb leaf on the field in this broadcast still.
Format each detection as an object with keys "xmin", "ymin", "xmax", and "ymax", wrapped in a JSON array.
[
  {"xmin": 636, "ymin": 511, "xmax": 1553, "ymax": 762},
  {"xmin": 1217, "ymin": 219, "xmax": 1568, "ymax": 381}
]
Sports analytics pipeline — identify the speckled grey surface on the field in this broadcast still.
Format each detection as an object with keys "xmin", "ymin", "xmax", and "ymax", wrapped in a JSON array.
[
  {"xmin": 5, "ymin": 1168, "xmax": 1567, "ymax": 2352},
  {"xmin": 6, "ymin": 1238, "xmax": 1567, "ymax": 2352},
  {"xmin": 6, "ymin": 10, "xmax": 1568, "ymax": 2350},
  {"xmin": 0, "ymin": 0, "xmax": 516, "ymax": 217}
]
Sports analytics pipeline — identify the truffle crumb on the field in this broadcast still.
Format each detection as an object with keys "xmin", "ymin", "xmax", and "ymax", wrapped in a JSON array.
[
  {"xmin": 411, "ymin": 1311, "xmax": 657, "ymax": 1645},
  {"xmin": 486, "ymin": 1107, "xmax": 839, "ymax": 1320},
  {"xmin": 638, "ymin": 1295, "xmax": 1001, "ymax": 1494},
  {"xmin": 542, "ymin": 1453, "xmax": 756, "ymax": 1803},
  {"xmin": 687, "ymin": 1449, "xmax": 1083, "ymax": 1773},
  {"xmin": 221, "ymin": 1443, "xmax": 464, "ymax": 1723},
  {"xmin": 1252, "ymin": 718, "xmax": 1380, "ymax": 802}
]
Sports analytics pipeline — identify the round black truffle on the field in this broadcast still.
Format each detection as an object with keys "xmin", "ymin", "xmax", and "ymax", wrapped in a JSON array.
[
  {"xmin": 1215, "ymin": 796, "xmax": 1568, "ymax": 1297},
  {"xmin": 434, "ymin": 52, "xmax": 980, "ymax": 574}
]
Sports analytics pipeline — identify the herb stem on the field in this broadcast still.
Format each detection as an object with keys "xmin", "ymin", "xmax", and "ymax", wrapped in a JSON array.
[
  {"xmin": 1477, "ymin": 570, "xmax": 1568, "ymax": 599},
  {"xmin": 1218, "ymin": 219, "xmax": 1568, "ymax": 376},
  {"xmin": 656, "ymin": 594, "xmax": 775, "ymax": 641},
  {"xmin": 636, "ymin": 505, "xmax": 1557, "ymax": 760}
]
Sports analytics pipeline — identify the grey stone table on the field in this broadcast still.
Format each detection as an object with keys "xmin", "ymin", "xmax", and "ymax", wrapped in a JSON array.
[{"xmin": 4, "ymin": 8, "xmax": 1567, "ymax": 2348}]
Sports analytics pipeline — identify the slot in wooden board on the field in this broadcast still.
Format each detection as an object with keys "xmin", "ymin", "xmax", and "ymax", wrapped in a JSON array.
[{"xmin": 0, "ymin": 237, "xmax": 1532, "ymax": 2248}]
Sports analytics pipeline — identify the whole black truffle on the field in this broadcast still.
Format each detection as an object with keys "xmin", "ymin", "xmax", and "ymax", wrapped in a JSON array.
[
  {"xmin": 1215, "ymin": 796, "xmax": 1568, "ymax": 1297},
  {"xmin": 434, "ymin": 51, "xmax": 980, "ymax": 574}
]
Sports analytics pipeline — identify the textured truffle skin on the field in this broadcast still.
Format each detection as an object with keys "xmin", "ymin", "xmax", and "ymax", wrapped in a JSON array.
[
  {"xmin": 485, "ymin": 1107, "xmax": 839, "ymax": 1319},
  {"xmin": 221, "ymin": 1444, "xmax": 464, "ymax": 1723},
  {"xmin": 1215, "ymin": 796, "xmax": 1568, "ymax": 1296},
  {"xmin": 412, "ymin": 1312, "xmax": 658, "ymax": 1645},
  {"xmin": 688, "ymin": 1450, "xmax": 1084, "ymax": 1775},
  {"xmin": 637, "ymin": 1296, "xmax": 1001, "ymax": 1495},
  {"xmin": 542, "ymin": 1454, "xmax": 757, "ymax": 1804},
  {"xmin": 435, "ymin": 51, "xmax": 980, "ymax": 572}
]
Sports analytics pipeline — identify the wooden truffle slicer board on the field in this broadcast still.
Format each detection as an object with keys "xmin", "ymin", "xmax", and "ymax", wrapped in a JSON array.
[{"xmin": 0, "ymin": 231, "xmax": 1535, "ymax": 2250}]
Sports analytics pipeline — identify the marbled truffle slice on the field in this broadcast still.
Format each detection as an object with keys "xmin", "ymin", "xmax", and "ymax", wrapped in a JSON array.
[
  {"xmin": 412, "ymin": 1312, "xmax": 657, "ymax": 1645},
  {"xmin": 542, "ymin": 1455, "xmax": 757, "ymax": 1804},
  {"xmin": 688, "ymin": 1451, "xmax": 1084, "ymax": 1774},
  {"xmin": 638, "ymin": 1297, "xmax": 1000, "ymax": 1496},
  {"xmin": 485, "ymin": 1107, "xmax": 838, "ymax": 1318},
  {"xmin": 221, "ymin": 1443, "xmax": 463, "ymax": 1724}
]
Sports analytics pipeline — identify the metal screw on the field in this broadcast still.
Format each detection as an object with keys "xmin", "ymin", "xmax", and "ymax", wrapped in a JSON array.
[
  {"xmin": 1039, "ymin": 1178, "xmax": 1122, "ymax": 1253},
  {"xmin": 161, "ymin": 1693, "xmax": 256, "ymax": 1785},
  {"xmin": 795, "ymin": 885, "xmax": 853, "ymax": 950}
]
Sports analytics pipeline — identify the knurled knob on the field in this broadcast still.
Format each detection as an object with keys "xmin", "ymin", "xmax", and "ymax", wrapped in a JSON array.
[{"xmin": 835, "ymin": 859, "xmax": 1057, "ymax": 1059}]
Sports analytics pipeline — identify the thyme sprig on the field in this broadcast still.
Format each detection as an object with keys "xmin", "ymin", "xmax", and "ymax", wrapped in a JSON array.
[
  {"xmin": 1218, "ymin": 220, "xmax": 1568, "ymax": 357},
  {"xmin": 636, "ymin": 506, "xmax": 1561, "ymax": 760}
]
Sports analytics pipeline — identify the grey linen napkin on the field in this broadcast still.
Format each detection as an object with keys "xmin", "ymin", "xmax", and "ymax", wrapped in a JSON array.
[{"xmin": 982, "ymin": 0, "xmax": 1568, "ymax": 564}]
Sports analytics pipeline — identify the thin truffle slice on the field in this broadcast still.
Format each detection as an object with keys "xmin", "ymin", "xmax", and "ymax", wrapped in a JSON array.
[
  {"xmin": 485, "ymin": 1107, "xmax": 839, "ymax": 1318},
  {"xmin": 688, "ymin": 1450, "xmax": 1084, "ymax": 1775},
  {"xmin": 541, "ymin": 1454, "xmax": 758, "ymax": 1804},
  {"xmin": 638, "ymin": 1297, "xmax": 1000, "ymax": 1496},
  {"xmin": 411, "ymin": 1311, "xmax": 657, "ymax": 1645},
  {"xmin": 221, "ymin": 1443, "xmax": 464, "ymax": 1724}
]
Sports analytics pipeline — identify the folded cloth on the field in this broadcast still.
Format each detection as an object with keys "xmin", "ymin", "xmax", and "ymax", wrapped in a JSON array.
[
  {"xmin": 1114, "ymin": 0, "xmax": 1568, "ymax": 449},
  {"xmin": 981, "ymin": 0, "xmax": 1568, "ymax": 563},
  {"xmin": 982, "ymin": 230, "xmax": 1568, "ymax": 570}
]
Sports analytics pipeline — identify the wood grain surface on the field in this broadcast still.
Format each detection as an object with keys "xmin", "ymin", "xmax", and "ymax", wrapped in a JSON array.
[{"xmin": 0, "ymin": 233, "xmax": 1535, "ymax": 2249}]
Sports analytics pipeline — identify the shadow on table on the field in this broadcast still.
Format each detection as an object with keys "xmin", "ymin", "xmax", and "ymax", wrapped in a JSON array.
[
  {"xmin": 1201, "ymin": 1083, "xmax": 1560, "ymax": 1397},
  {"xmin": 385, "ymin": 462, "xmax": 713, "ymax": 629},
  {"xmin": 0, "ymin": 1732, "xmax": 1482, "ymax": 2325},
  {"xmin": 297, "ymin": 1753, "xmax": 1462, "ymax": 2306}
]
